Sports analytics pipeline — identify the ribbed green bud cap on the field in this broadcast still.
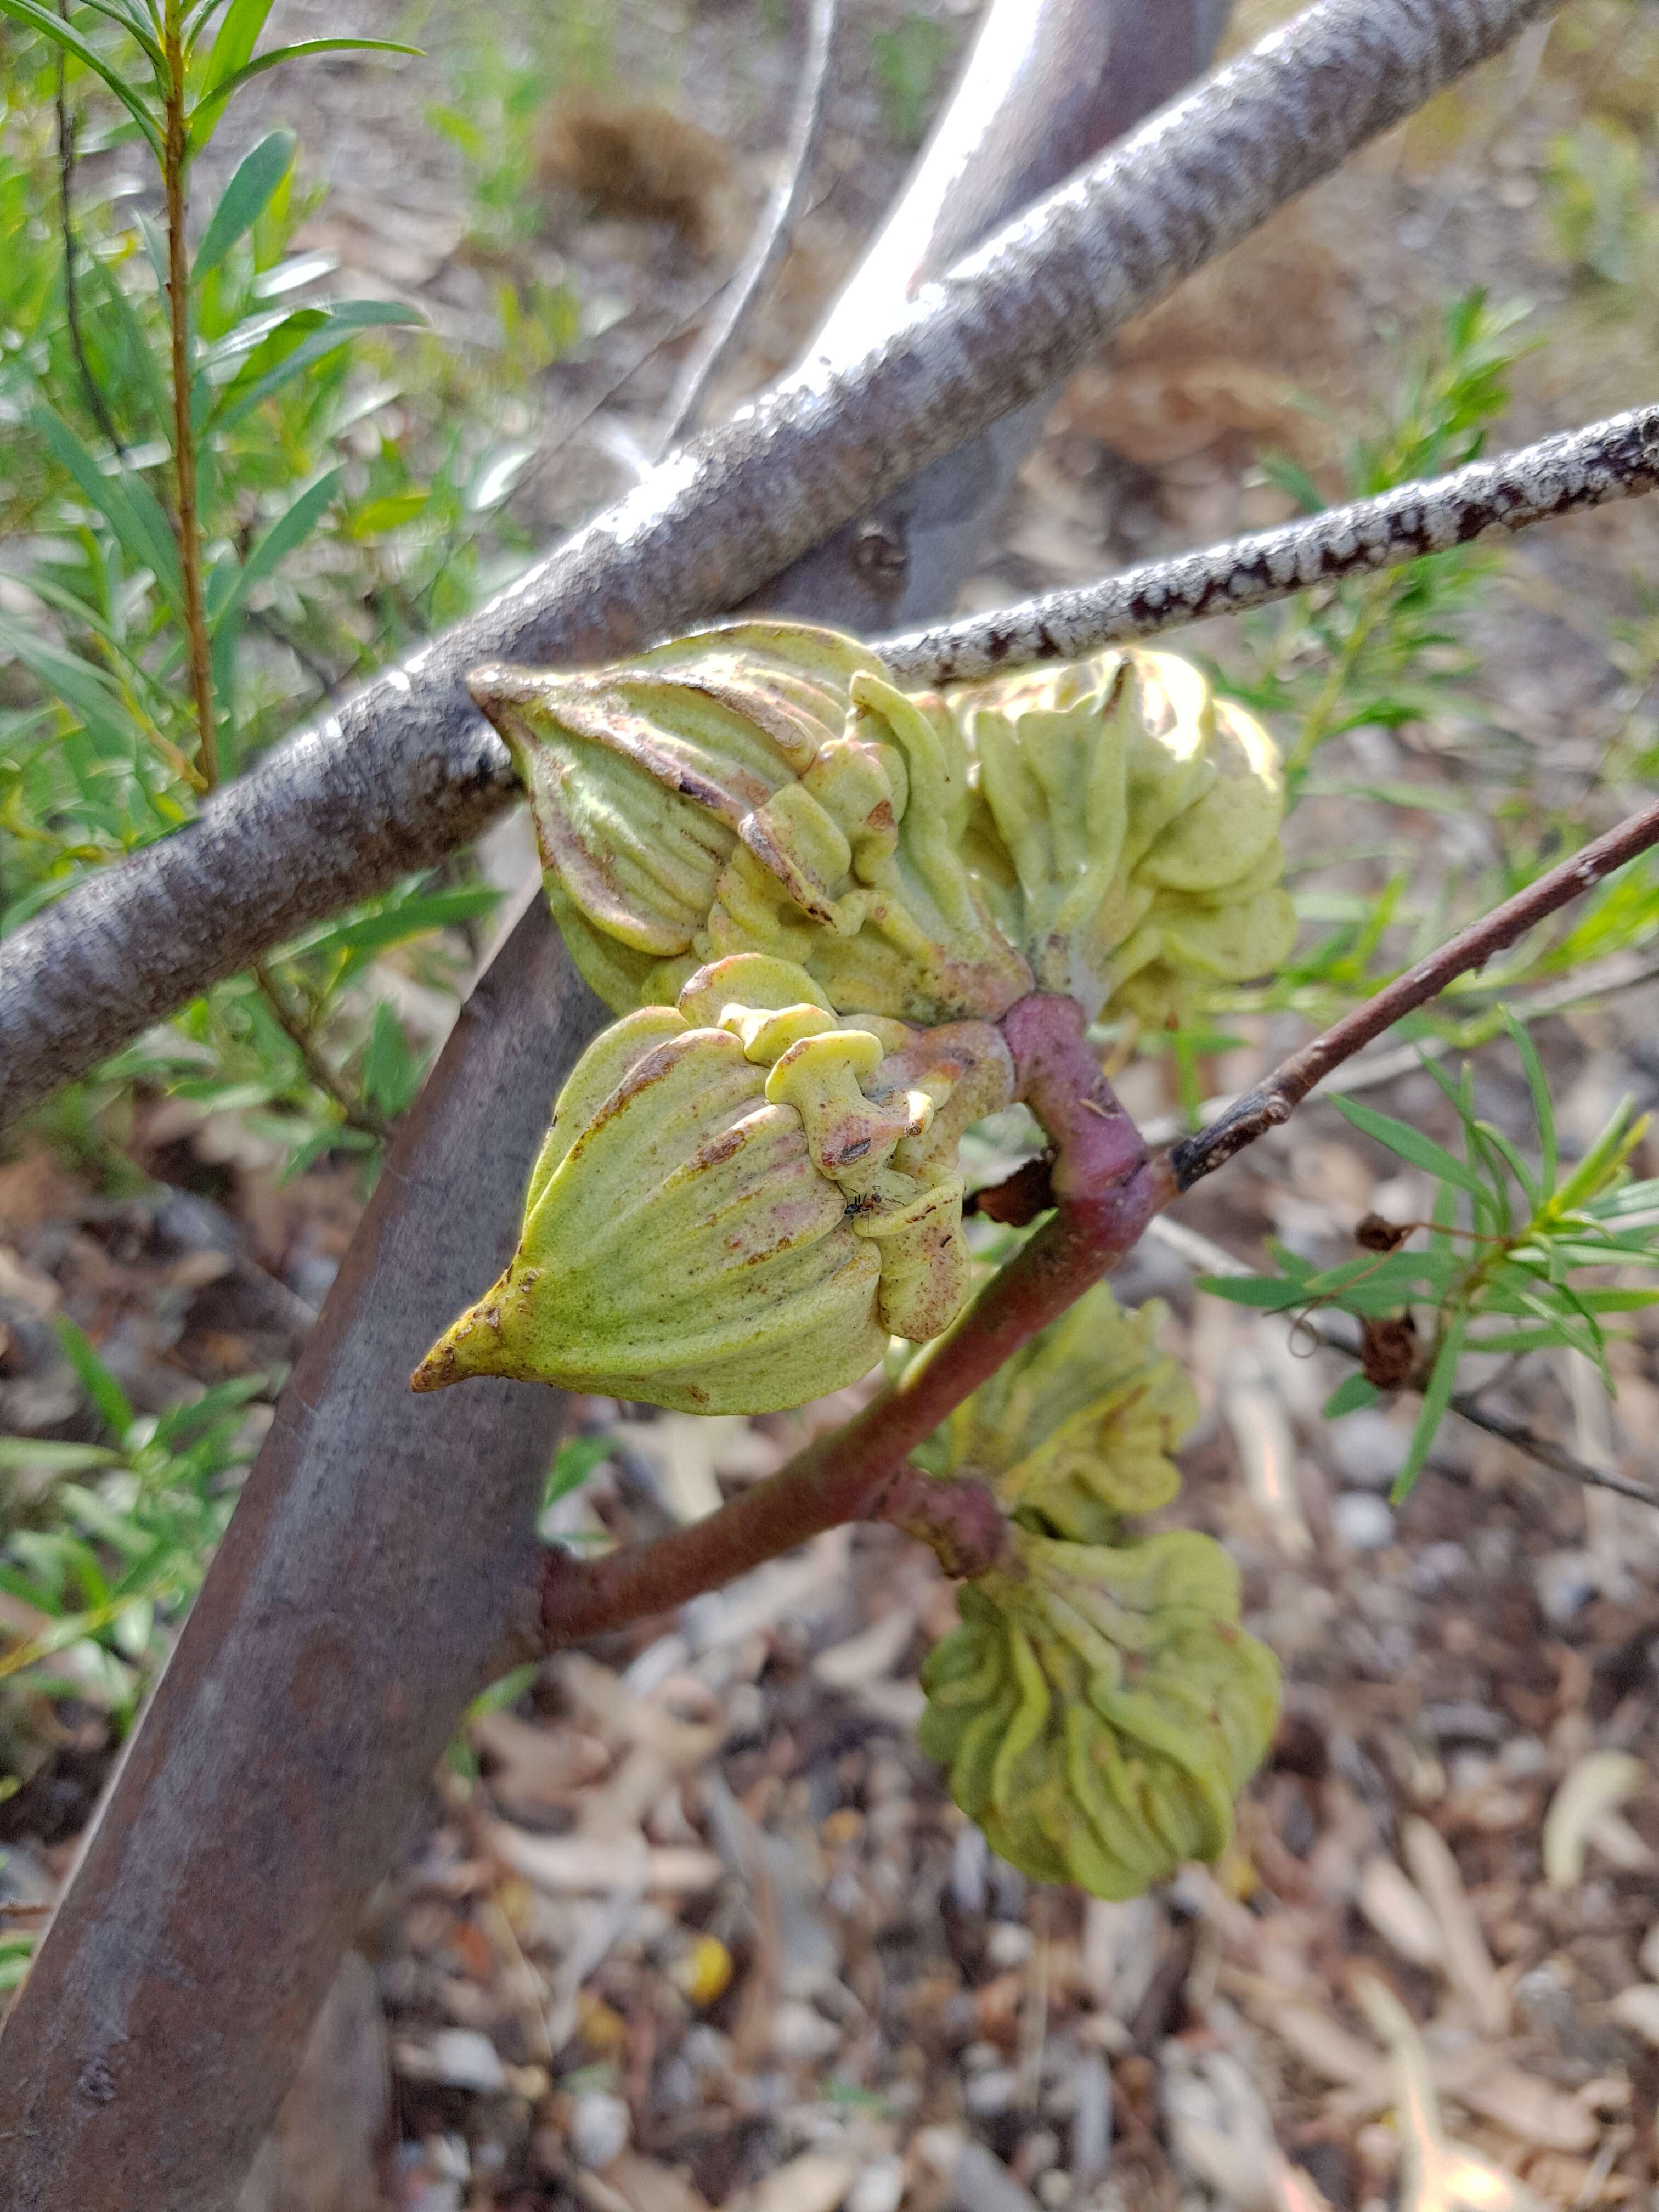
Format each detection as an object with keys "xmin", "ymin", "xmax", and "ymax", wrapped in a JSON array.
[
  {"xmin": 471, "ymin": 621, "xmax": 1034, "ymax": 1026},
  {"xmin": 918, "ymin": 1526, "xmax": 1280, "ymax": 1898},
  {"xmin": 951, "ymin": 648, "xmax": 1296, "ymax": 1029},
  {"xmin": 918, "ymin": 1284, "xmax": 1198, "ymax": 1542},
  {"xmin": 412, "ymin": 957, "xmax": 1014, "ymax": 1412}
]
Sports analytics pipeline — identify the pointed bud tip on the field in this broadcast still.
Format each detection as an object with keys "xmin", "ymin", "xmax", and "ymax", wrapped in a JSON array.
[{"xmin": 410, "ymin": 1300, "xmax": 510, "ymax": 1392}]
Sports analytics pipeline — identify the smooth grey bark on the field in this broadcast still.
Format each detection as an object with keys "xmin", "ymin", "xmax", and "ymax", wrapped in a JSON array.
[{"xmin": 0, "ymin": 0, "xmax": 1556, "ymax": 1130}]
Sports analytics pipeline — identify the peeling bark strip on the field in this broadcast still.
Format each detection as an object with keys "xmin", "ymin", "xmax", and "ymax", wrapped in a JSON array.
[
  {"xmin": 0, "ymin": 0, "xmax": 1555, "ymax": 1130},
  {"xmin": 883, "ymin": 403, "xmax": 1659, "ymax": 683}
]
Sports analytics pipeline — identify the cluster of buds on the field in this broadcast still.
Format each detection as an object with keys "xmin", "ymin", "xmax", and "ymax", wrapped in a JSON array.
[
  {"xmin": 918, "ymin": 1522, "xmax": 1280, "ymax": 1898},
  {"xmin": 912, "ymin": 1282, "xmax": 1199, "ymax": 1542},
  {"xmin": 411, "ymin": 954, "xmax": 1013, "ymax": 1413},
  {"xmin": 422, "ymin": 620, "xmax": 1291, "ymax": 1900},
  {"xmin": 471, "ymin": 619, "xmax": 1293, "ymax": 1039},
  {"xmin": 915, "ymin": 1285, "xmax": 1278, "ymax": 1897}
]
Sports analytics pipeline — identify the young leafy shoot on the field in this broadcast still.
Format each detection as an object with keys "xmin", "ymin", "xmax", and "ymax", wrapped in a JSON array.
[{"xmin": 1199, "ymin": 1015, "xmax": 1659, "ymax": 1500}]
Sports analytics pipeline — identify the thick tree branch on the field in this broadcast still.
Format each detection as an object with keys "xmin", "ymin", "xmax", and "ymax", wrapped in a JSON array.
[
  {"xmin": 0, "ymin": 0, "xmax": 1555, "ymax": 1129},
  {"xmin": 0, "ymin": 900, "xmax": 605, "ymax": 2212},
  {"xmin": 655, "ymin": 0, "xmax": 840, "ymax": 454},
  {"xmin": 1170, "ymin": 797, "xmax": 1659, "ymax": 1189},
  {"xmin": 882, "ymin": 402, "xmax": 1659, "ymax": 683},
  {"xmin": 0, "ymin": 12, "xmax": 1203, "ymax": 2203}
]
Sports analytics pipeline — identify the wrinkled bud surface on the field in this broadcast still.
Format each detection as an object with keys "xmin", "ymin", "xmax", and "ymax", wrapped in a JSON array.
[
  {"xmin": 952, "ymin": 648, "xmax": 1296, "ymax": 1029},
  {"xmin": 472, "ymin": 620, "xmax": 1033, "ymax": 1026},
  {"xmin": 917, "ymin": 1284, "xmax": 1198, "ymax": 1541},
  {"xmin": 479, "ymin": 623, "xmax": 1293, "ymax": 1037},
  {"xmin": 411, "ymin": 956, "xmax": 1014, "ymax": 1413},
  {"xmin": 918, "ymin": 1525, "xmax": 1280, "ymax": 1898}
]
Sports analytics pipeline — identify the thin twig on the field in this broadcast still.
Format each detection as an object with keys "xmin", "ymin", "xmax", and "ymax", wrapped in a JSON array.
[
  {"xmin": 1169, "ymin": 797, "xmax": 1659, "ymax": 1189},
  {"xmin": 655, "ymin": 0, "xmax": 840, "ymax": 455},
  {"xmin": 1447, "ymin": 1393, "xmax": 1659, "ymax": 1509},
  {"xmin": 1143, "ymin": 1218, "xmax": 1659, "ymax": 1509},
  {"xmin": 1139, "ymin": 946, "xmax": 1659, "ymax": 1149},
  {"xmin": 161, "ymin": 2, "xmax": 216, "ymax": 789},
  {"xmin": 54, "ymin": 14, "xmax": 124, "ymax": 458},
  {"xmin": 252, "ymin": 961, "xmax": 387, "ymax": 1141},
  {"xmin": 880, "ymin": 403, "xmax": 1659, "ymax": 684}
]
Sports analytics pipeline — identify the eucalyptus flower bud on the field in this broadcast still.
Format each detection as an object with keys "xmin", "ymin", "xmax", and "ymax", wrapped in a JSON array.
[
  {"xmin": 411, "ymin": 955, "xmax": 1014, "ymax": 1413},
  {"xmin": 918, "ymin": 1284, "xmax": 1198, "ymax": 1542},
  {"xmin": 951, "ymin": 648, "xmax": 1296, "ymax": 1029},
  {"xmin": 470, "ymin": 621, "xmax": 1032, "ymax": 1027},
  {"xmin": 918, "ymin": 1525, "xmax": 1280, "ymax": 1898}
]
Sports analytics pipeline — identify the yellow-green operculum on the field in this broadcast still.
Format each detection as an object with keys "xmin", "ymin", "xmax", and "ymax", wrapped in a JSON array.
[
  {"xmin": 951, "ymin": 647, "xmax": 1296, "ymax": 1031},
  {"xmin": 470, "ymin": 620, "xmax": 1032, "ymax": 1026},
  {"xmin": 410, "ymin": 955, "xmax": 1014, "ymax": 1414},
  {"xmin": 918, "ymin": 1525, "xmax": 1280, "ymax": 1898},
  {"xmin": 915, "ymin": 1284, "xmax": 1198, "ymax": 1542}
]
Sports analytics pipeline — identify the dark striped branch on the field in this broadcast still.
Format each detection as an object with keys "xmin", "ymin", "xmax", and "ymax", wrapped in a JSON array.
[{"xmin": 883, "ymin": 403, "xmax": 1659, "ymax": 684}]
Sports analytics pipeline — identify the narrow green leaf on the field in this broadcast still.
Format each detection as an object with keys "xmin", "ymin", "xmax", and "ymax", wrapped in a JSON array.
[
  {"xmin": 1501, "ymin": 1007, "xmax": 1555, "ymax": 1194},
  {"xmin": 208, "ymin": 466, "xmax": 339, "ymax": 637},
  {"xmin": 210, "ymin": 302, "xmax": 420, "ymax": 426},
  {"xmin": 1556, "ymin": 1102, "xmax": 1644, "ymax": 1211},
  {"xmin": 199, "ymin": 0, "xmax": 275, "ymax": 95},
  {"xmin": 1392, "ymin": 1307, "xmax": 1468, "ymax": 1503},
  {"xmin": 1194, "ymin": 1275, "xmax": 1309, "ymax": 1312},
  {"xmin": 0, "ymin": 1439, "xmax": 123, "ymax": 1479},
  {"xmin": 0, "ymin": 0, "xmax": 165, "ymax": 152},
  {"xmin": 55, "ymin": 1318, "xmax": 136, "ymax": 1440},
  {"xmin": 545, "ymin": 1434, "xmax": 614, "ymax": 1509},
  {"xmin": 1330, "ymin": 1093, "xmax": 1491, "ymax": 1201},
  {"xmin": 33, "ymin": 407, "xmax": 183, "ymax": 614},
  {"xmin": 297, "ymin": 883, "xmax": 501, "ymax": 980},
  {"xmin": 190, "ymin": 37, "xmax": 421, "ymax": 143},
  {"xmin": 360, "ymin": 1001, "xmax": 418, "ymax": 1116},
  {"xmin": 0, "ymin": 611, "xmax": 143, "ymax": 753},
  {"xmin": 1324, "ymin": 1374, "xmax": 1383, "ymax": 1418},
  {"xmin": 1470, "ymin": 1119, "xmax": 1537, "ymax": 1215},
  {"xmin": 87, "ymin": 252, "xmax": 171, "ymax": 438},
  {"xmin": 193, "ymin": 128, "xmax": 296, "ymax": 281},
  {"xmin": 59, "ymin": 0, "xmax": 164, "ymax": 65}
]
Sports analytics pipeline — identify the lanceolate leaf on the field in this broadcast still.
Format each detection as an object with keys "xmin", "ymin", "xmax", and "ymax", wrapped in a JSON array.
[
  {"xmin": 209, "ymin": 468, "xmax": 341, "ymax": 639},
  {"xmin": 1330, "ymin": 1092, "xmax": 1492, "ymax": 1202},
  {"xmin": 210, "ymin": 301, "xmax": 421, "ymax": 426},
  {"xmin": 1392, "ymin": 1307, "xmax": 1466, "ymax": 1503},
  {"xmin": 33, "ymin": 408, "xmax": 184, "ymax": 616},
  {"xmin": 190, "ymin": 38, "xmax": 421, "ymax": 147},
  {"xmin": 193, "ymin": 129, "xmax": 297, "ymax": 283},
  {"xmin": 1502, "ymin": 1006, "xmax": 1556, "ymax": 1192}
]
